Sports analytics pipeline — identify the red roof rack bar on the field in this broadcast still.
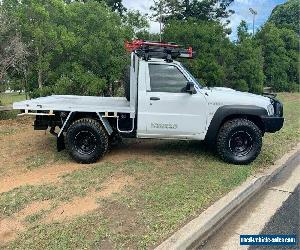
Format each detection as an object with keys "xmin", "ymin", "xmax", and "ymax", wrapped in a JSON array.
[
  {"xmin": 125, "ymin": 40, "xmax": 180, "ymax": 52},
  {"xmin": 125, "ymin": 40, "xmax": 195, "ymax": 62}
]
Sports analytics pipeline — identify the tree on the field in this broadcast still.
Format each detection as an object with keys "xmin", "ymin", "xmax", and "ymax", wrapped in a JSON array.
[
  {"xmin": 269, "ymin": 0, "xmax": 299, "ymax": 35},
  {"xmin": 2, "ymin": 0, "xmax": 67, "ymax": 89},
  {"xmin": 151, "ymin": 0, "xmax": 234, "ymax": 23},
  {"xmin": 104, "ymin": 0, "xmax": 126, "ymax": 14},
  {"xmin": 237, "ymin": 20, "xmax": 250, "ymax": 43},
  {"xmin": 234, "ymin": 42, "xmax": 264, "ymax": 93},
  {"xmin": 255, "ymin": 0, "xmax": 299, "ymax": 92},
  {"xmin": 256, "ymin": 23, "xmax": 299, "ymax": 92},
  {"xmin": 123, "ymin": 10, "xmax": 150, "ymax": 39},
  {"xmin": 1, "ymin": 0, "xmax": 130, "ymax": 97},
  {"xmin": 0, "ymin": 7, "xmax": 28, "ymax": 87},
  {"xmin": 46, "ymin": 1, "xmax": 129, "ymax": 97},
  {"xmin": 163, "ymin": 19, "xmax": 234, "ymax": 87},
  {"xmin": 64, "ymin": 0, "xmax": 127, "ymax": 15},
  {"xmin": 230, "ymin": 21, "xmax": 265, "ymax": 93},
  {"xmin": 163, "ymin": 18, "xmax": 265, "ymax": 93}
]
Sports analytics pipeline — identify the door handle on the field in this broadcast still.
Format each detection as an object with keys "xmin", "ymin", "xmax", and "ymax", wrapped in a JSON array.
[{"xmin": 150, "ymin": 97, "xmax": 160, "ymax": 101}]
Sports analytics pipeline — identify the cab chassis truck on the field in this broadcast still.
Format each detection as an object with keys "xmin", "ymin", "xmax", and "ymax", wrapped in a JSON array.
[{"xmin": 13, "ymin": 40, "xmax": 284, "ymax": 165}]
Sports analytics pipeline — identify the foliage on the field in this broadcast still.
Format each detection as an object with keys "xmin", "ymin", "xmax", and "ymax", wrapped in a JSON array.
[
  {"xmin": 164, "ymin": 19, "xmax": 230, "ymax": 87},
  {"xmin": 64, "ymin": 0, "xmax": 127, "ymax": 15},
  {"xmin": 237, "ymin": 20, "xmax": 251, "ymax": 43},
  {"xmin": 123, "ymin": 10, "xmax": 150, "ymax": 38},
  {"xmin": 163, "ymin": 19, "xmax": 264, "ymax": 93},
  {"xmin": 256, "ymin": 23, "xmax": 299, "ymax": 92},
  {"xmin": 255, "ymin": 0, "xmax": 299, "ymax": 92},
  {"xmin": 0, "ymin": 7, "xmax": 28, "ymax": 88},
  {"xmin": 151, "ymin": 0, "xmax": 234, "ymax": 23},
  {"xmin": 234, "ymin": 40, "xmax": 264, "ymax": 93},
  {"xmin": 0, "ymin": 0, "xmax": 298, "ymax": 96},
  {"xmin": 234, "ymin": 21, "xmax": 264, "ymax": 93},
  {"xmin": 104, "ymin": 0, "xmax": 127, "ymax": 14},
  {"xmin": 2, "ymin": 0, "xmax": 132, "ymax": 97},
  {"xmin": 269, "ymin": 0, "xmax": 299, "ymax": 35}
]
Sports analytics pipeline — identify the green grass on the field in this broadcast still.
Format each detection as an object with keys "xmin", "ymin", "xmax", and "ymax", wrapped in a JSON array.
[
  {"xmin": 0, "ymin": 110, "xmax": 20, "ymax": 120},
  {"xmin": 0, "ymin": 128, "xmax": 17, "ymax": 136},
  {"xmin": 0, "ymin": 185, "xmax": 58, "ymax": 217},
  {"xmin": 1, "ymin": 93, "xmax": 300, "ymax": 249},
  {"xmin": 22, "ymin": 140, "xmax": 71, "ymax": 170},
  {"xmin": 0, "ymin": 92, "xmax": 26, "ymax": 106},
  {"xmin": 0, "ymin": 93, "xmax": 26, "ymax": 120},
  {"xmin": 25, "ymin": 155, "xmax": 49, "ymax": 170},
  {"xmin": 25, "ymin": 210, "xmax": 47, "ymax": 224},
  {"xmin": 7, "ymin": 214, "xmax": 111, "ymax": 250}
]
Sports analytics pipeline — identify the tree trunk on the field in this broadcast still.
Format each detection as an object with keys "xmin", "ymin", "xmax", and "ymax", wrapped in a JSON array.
[
  {"xmin": 38, "ymin": 69, "xmax": 43, "ymax": 88},
  {"xmin": 36, "ymin": 47, "xmax": 43, "ymax": 89}
]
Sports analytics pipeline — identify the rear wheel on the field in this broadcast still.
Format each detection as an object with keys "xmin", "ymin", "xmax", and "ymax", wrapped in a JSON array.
[
  {"xmin": 66, "ymin": 118, "xmax": 108, "ymax": 164},
  {"xmin": 217, "ymin": 118, "xmax": 262, "ymax": 165}
]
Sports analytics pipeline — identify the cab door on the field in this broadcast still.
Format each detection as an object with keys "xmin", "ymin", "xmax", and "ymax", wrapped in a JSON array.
[{"xmin": 137, "ymin": 62, "xmax": 208, "ymax": 139}]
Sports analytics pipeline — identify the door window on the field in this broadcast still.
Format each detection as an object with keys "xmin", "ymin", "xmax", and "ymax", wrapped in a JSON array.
[{"xmin": 149, "ymin": 64, "xmax": 188, "ymax": 93}]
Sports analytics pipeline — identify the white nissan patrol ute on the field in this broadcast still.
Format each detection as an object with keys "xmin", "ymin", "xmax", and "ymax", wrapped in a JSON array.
[{"xmin": 13, "ymin": 40, "xmax": 284, "ymax": 165}]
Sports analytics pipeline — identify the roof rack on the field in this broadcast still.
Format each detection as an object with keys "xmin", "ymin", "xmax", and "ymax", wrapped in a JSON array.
[{"xmin": 125, "ymin": 40, "xmax": 195, "ymax": 62}]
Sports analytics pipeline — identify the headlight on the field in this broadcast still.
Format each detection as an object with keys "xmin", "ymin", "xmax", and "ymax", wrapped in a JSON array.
[{"xmin": 267, "ymin": 104, "xmax": 275, "ymax": 116}]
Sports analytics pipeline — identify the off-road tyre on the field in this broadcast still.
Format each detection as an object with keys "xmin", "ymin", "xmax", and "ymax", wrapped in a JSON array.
[
  {"xmin": 217, "ymin": 118, "xmax": 262, "ymax": 165},
  {"xmin": 66, "ymin": 118, "xmax": 109, "ymax": 164}
]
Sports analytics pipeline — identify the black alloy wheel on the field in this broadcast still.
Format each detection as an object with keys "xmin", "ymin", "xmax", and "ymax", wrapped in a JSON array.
[
  {"xmin": 229, "ymin": 131, "xmax": 253, "ymax": 157},
  {"xmin": 74, "ymin": 130, "xmax": 97, "ymax": 155}
]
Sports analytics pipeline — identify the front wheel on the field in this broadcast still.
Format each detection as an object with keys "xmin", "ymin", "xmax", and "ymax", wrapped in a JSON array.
[
  {"xmin": 66, "ymin": 118, "xmax": 108, "ymax": 164},
  {"xmin": 217, "ymin": 118, "xmax": 262, "ymax": 165}
]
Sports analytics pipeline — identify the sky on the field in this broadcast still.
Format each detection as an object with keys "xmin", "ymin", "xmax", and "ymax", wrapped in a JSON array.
[{"xmin": 123, "ymin": 0, "xmax": 287, "ymax": 41}]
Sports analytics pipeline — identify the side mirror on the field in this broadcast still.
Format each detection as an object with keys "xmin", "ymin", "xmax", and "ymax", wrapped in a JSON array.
[{"xmin": 186, "ymin": 82, "xmax": 197, "ymax": 94}]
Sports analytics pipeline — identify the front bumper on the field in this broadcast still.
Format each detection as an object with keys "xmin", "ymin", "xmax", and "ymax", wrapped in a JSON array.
[
  {"xmin": 261, "ymin": 98, "xmax": 284, "ymax": 133},
  {"xmin": 261, "ymin": 116, "xmax": 284, "ymax": 133}
]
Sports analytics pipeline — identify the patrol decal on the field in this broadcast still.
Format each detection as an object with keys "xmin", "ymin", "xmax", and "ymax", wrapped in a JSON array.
[{"xmin": 151, "ymin": 123, "xmax": 178, "ymax": 129}]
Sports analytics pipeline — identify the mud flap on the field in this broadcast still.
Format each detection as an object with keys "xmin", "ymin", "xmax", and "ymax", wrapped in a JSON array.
[{"xmin": 57, "ymin": 134, "xmax": 66, "ymax": 152}]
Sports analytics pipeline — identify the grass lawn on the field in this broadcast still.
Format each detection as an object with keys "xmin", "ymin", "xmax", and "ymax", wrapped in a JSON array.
[
  {"xmin": 0, "ymin": 93, "xmax": 299, "ymax": 249},
  {"xmin": 0, "ymin": 92, "xmax": 26, "ymax": 106},
  {"xmin": 0, "ymin": 93, "xmax": 27, "ymax": 120}
]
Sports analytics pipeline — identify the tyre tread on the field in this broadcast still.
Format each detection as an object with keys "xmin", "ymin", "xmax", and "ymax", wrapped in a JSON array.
[
  {"xmin": 66, "ymin": 118, "xmax": 108, "ymax": 164},
  {"xmin": 216, "ymin": 118, "xmax": 262, "ymax": 165}
]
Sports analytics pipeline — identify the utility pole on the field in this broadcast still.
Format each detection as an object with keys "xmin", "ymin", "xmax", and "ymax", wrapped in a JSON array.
[{"xmin": 249, "ymin": 8, "xmax": 257, "ymax": 36}]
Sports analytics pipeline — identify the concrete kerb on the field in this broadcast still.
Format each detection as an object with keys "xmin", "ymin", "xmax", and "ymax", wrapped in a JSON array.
[{"xmin": 155, "ymin": 144, "xmax": 300, "ymax": 250}]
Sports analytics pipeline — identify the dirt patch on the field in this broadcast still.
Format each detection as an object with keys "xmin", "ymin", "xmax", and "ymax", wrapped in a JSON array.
[
  {"xmin": 0, "ymin": 124, "xmax": 53, "ymax": 177},
  {"xmin": 0, "ymin": 201, "xmax": 51, "ymax": 244},
  {"xmin": 105, "ymin": 139, "xmax": 166, "ymax": 163},
  {"xmin": 44, "ymin": 175, "xmax": 134, "ymax": 223},
  {"xmin": 0, "ymin": 116, "xmax": 32, "ymax": 127},
  {"xmin": 0, "ymin": 218, "xmax": 24, "ymax": 244},
  {"xmin": 97, "ymin": 239, "xmax": 114, "ymax": 250},
  {"xmin": 0, "ymin": 119, "xmax": 164, "ymax": 180},
  {"xmin": 279, "ymin": 93, "xmax": 300, "ymax": 102},
  {"xmin": 0, "ymin": 163, "xmax": 86, "ymax": 194},
  {"xmin": 104, "ymin": 200, "xmax": 142, "ymax": 235},
  {"xmin": 98, "ymin": 175, "xmax": 135, "ymax": 198},
  {"xmin": 15, "ymin": 200, "xmax": 51, "ymax": 220},
  {"xmin": 0, "ymin": 173, "xmax": 133, "ymax": 244}
]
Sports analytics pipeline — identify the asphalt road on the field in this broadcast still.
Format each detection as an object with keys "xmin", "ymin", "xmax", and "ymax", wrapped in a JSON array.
[
  {"xmin": 249, "ymin": 184, "xmax": 299, "ymax": 250},
  {"xmin": 200, "ymin": 154, "xmax": 300, "ymax": 250}
]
